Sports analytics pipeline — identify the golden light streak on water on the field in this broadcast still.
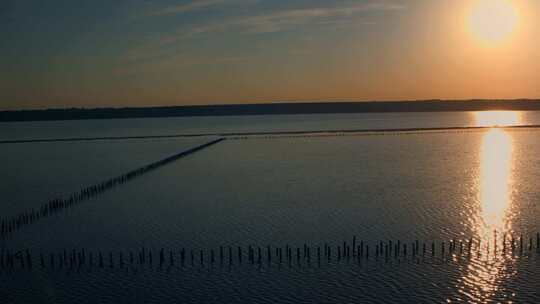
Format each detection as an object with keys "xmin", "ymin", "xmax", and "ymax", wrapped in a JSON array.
[
  {"xmin": 452, "ymin": 121, "xmax": 518, "ymax": 303},
  {"xmin": 474, "ymin": 111, "xmax": 521, "ymax": 127}
]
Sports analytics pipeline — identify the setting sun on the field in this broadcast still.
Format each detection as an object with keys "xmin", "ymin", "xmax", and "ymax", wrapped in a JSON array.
[{"xmin": 467, "ymin": 0, "xmax": 519, "ymax": 45}]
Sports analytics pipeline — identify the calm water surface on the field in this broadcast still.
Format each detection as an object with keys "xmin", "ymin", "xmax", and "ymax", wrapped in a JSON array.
[{"xmin": 2, "ymin": 111, "xmax": 540, "ymax": 303}]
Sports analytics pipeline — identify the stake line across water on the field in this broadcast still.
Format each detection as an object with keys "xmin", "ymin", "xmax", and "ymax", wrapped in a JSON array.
[
  {"xmin": 0, "ymin": 138, "xmax": 226, "ymax": 239},
  {"xmin": 2, "ymin": 125, "xmax": 540, "ymax": 144},
  {"xmin": 2, "ymin": 234, "xmax": 540, "ymax": 273}
]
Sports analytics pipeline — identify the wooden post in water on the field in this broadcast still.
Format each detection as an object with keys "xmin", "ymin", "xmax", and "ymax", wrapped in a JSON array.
[
  {"xmin": 441, "ymin": 242, "xmax": 445, "ymax": 257},
  {"xmin": 403, "ymin": 244, "xmax": 407, "ymax": 257},
  {"xmin": 200, "ymin": 250, "xmax": 203, "ymax": 266},
  {"xmin": 220, "ymin": 246, "xmax": 224, "ymax": 264},
  {"xmin": 238, "ymin": 247, "xmax": 242, "ymax": 264},
  {"xmin": 352, "ymin": 236, "xmax": 356, "ymax": 257},
  {"xmin": 520, "ymin": 235, "xmax": 523, "ymax": 255}
]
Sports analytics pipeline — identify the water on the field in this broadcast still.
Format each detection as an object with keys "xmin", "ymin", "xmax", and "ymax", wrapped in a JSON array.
[
  {"xmin": 2, "ymin": 111, "xmax": 540, "ymax": 141},
  {"xmin": 2, "ymin": 111, "xmax": 540, "ymax": 303}
]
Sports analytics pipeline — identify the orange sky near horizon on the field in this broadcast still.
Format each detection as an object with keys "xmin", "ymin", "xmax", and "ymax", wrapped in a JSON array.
[{"xmin": 1, "ymin": 0, "xmax": 540, "ymax": 110}]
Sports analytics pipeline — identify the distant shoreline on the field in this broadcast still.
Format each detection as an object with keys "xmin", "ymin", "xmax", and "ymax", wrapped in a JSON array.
[{"xmin": 2, "ymin": 100, "xmax": 540, "ymax": 122}]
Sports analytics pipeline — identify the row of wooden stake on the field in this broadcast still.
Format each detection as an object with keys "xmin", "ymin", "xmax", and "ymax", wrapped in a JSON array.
[
  {"xmin": 0, "ymin": 138, "xmax": 225, "ymax": 239},
  {"xmin": 2, "ymin": 234, "xmax": 540, "ymax": 272}
]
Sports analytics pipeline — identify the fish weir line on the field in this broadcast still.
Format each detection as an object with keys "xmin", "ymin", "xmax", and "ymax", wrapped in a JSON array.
[
  {"xmin": 2, "ymin": 233, "xmax": 540, "ymax": 273},
  {"xmin": 3, "ymin": 125, "xmax": 540, "ymax": 145},
  {"xmin": 0, "ymin": 138, "xmax": 226, "ymax": 239}
]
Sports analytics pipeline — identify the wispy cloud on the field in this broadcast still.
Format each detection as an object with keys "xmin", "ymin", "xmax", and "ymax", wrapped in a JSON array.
[
  {"xmin": 160, "ymin": 0, "xmax": 405, "ymax": 43},
  {"xmin": 147, "ymin": 0, "xmax": 257, "ymax": 16}
]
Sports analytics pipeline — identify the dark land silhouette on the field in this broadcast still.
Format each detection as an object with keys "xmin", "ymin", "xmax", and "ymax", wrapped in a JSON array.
[{"xmin": 2, "ymin": 99, "xmax": 540, "ymax": 122}]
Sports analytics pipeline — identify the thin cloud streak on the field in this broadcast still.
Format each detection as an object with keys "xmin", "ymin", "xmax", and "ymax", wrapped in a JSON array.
[
  {"xmin": 147, "ymin": 0, "xmax": 257, "ymax": 16},
  {"xmin": 160, "ymin": 0, "xmax": 405, "ymax": 44}
]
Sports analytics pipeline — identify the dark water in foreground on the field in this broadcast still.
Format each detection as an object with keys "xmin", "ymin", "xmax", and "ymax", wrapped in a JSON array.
[{"xmin": 2, "ymin": 111, "xmax": 540, "ymax": 303}]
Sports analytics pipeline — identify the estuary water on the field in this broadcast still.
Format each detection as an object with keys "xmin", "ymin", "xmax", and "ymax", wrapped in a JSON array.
[{"xmin": 2, "ymin": 111, "xmax": 540, "ymax": 303}]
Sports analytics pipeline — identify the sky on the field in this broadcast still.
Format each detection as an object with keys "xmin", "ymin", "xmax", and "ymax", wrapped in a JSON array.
[{"xmin": 1, "ymin": 0, "xmax": 540, "ymax": 110}]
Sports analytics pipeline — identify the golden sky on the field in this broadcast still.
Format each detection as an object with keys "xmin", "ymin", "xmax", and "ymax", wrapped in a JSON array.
[{"xmin": 1, "ymin": 0, "xmax": 539, "ymax": 110}]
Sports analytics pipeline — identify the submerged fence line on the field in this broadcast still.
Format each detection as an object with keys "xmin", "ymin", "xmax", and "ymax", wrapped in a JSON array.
[
  {"xmin": 0, "ymin": 138, "xmax": 226, "ymax": 239},
  {"xmin": 2, "ymin": 233, "xmax": 540, "ymax": 272},
  {"xmin": 4, "ymin": 125, "xmax": 540, "ymax": 145}
]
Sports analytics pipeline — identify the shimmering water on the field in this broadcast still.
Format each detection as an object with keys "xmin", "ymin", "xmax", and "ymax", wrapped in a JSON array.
[{"xmin": 2, "ymin": 111, "xmax": 540, "ymax": 303}]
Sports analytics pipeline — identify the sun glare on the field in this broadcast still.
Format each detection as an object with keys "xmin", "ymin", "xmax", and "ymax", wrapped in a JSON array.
[
  {"xmin": 474, "ymin": 111, "xmax": 520, "ymax": 127},
  {"xmin": 467, "ymin": 0, "xmax": 519, "ymax": 45}
]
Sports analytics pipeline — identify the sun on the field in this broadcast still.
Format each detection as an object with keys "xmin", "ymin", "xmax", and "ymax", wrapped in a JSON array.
[{"xmin": 467, "ymin": 0, "xmax": 519, "ymax": 45}]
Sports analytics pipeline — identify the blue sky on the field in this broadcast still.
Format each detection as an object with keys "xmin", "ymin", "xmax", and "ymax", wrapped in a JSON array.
[{"xmin": 1, "ymin": 0, "xmax": 539, "ymax": 110}]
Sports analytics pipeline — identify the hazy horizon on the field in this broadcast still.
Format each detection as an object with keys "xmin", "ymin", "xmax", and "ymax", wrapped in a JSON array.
[{"xmin": 2, "ymin": 0, "xmax": 540, "ymax": 110}]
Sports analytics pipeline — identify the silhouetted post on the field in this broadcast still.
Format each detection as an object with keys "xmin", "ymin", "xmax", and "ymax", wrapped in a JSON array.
[
  {"xmin": 520, "ymin": 235, "xmax": 523, "ymax": 255},
  {"xmin": 170, "ymin": 250, "xmax": 174, "ymax": 265},
  {"xmin": 238, "ymin": 247, "xmax": 242, "ymax": 264},
  {"xmin": 211, "ymin": 249, "xmax": 215, "ymax": 264},
  {"xmin": 328, "ymin": 246, "xmax": 332, "ymax": 261},
  {"xmin": 403, "ymin": 244, "xmax": 407, "ymax": 257},
  {"xmin": 220, "ymin": 246, "xmax": 224, "ymax": 264},
  {"xmin": 352, "ymin": 236, "xmax": 357, "ymax": 257},
  {"xmin": 200, "ymin": 250, "xmax": 204, "ymax": 266},
  {"xmin": 441, "ymin": 242, "xmax": 445, "ymax": 257},
  {"xmin": 494, "ymin": 231, "xmax": 497, "ymax": 254}
]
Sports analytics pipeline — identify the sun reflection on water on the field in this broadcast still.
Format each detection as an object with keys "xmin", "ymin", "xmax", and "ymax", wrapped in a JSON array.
[
  {"xmin": 474, "ymin": 111, "xmax": 521, "ymax": 127},
  {"xmin": 455, "ymin": 121, "xmax": 517, "ymax": 302}
]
